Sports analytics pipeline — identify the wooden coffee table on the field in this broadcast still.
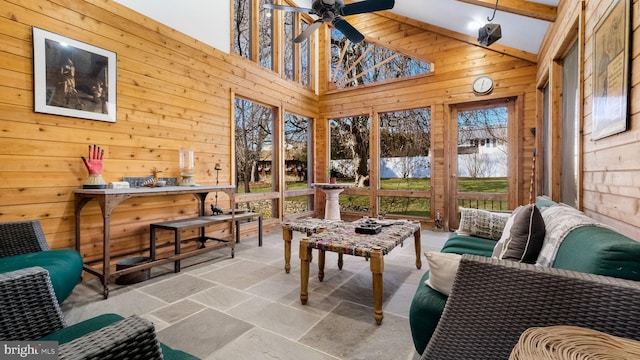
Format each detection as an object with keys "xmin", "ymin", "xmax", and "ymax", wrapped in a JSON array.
[
  {"xmin": 299, "ymin": 220, "xmax": 422, "ymax": 324},
  {"xmin": 281, "ymin": 218, "xmax": 343, "ymax": 273}
]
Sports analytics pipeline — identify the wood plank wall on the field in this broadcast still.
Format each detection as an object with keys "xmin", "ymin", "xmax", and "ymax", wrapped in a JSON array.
[
  {"xmin": 316, "ymin": 13, "xmax": 539, "ymax": 228},
  {"xmin": 537, "ymin": 0, "xmax": 640, "ymax": 240},
  {"xmin": 0, "ymin": 0, "xmax": 318, "ymax": 263}
]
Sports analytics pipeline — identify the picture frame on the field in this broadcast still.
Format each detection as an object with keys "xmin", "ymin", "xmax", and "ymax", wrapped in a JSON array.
[
  {"xmin": 33, "ymin": 27, "xmax": 117, "ymax": 122},
  {"xmin": 592, "ymin": 0, "xmax": 630, "ymax": 140}
]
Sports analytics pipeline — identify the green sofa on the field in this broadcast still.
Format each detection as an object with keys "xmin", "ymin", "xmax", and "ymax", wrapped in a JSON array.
[
  {"xmin": 409, "ymin": 199, "xmax": 640, "ymax": 355},
  {"xmin": 0, "ymin": 220, "xmax": 83, "ymax": 303}
]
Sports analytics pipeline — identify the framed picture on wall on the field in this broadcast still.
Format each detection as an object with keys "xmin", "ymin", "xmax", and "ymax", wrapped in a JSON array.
[
  {"xmin": 592, "ymin": 0, "xmax": 630, "ymax": 140},
  {"xmin": 33, "ymin": 27, "xmax": 117, "ymax": 122}
]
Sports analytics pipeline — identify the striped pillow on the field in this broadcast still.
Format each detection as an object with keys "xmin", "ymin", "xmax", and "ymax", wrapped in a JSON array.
[{"xmin": 458, "ymin": 208, "xmax": 510, "ymax": 240}]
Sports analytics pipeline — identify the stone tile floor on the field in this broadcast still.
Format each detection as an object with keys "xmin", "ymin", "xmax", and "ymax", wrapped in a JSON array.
[{"xmin": 62, "ymin": 226, "xmax": 449, "ymax": 360}]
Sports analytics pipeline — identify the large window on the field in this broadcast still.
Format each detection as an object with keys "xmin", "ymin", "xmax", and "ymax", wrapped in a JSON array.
[
  {"xmin": 283, "ymin": 14, "xmax": 312, "ymax": 87},
  {"xmin": 330, "ymin": 115, "xmax": 370, "ymax": 214},
  {"xmin": 299, "ymin": 20, "xmax": 311, "ymax": 87},
  {"xmin": 284, "ymin": 11, "xmax": 295, "ymax": 81},
  {"xmin": 330, "ymin": 29, "xmax": 432, "ymax": 90},
  {"xmin": 258, "ymin": 0, "xmax": 274, "ymax": 70},
  {"xmin": 284, "ymin": 112, "xmax": 314, "ymax": 215},
  {"xmin": 235, "ymin": 97, "xmax": 276, "ymax": 218},
  {"xmin": 379, "ymin": 107, "xmax": 431, "ymax": 217},
  {"xmin": 234, "ymin": 0, "xmax": 313, "ymax": 88},
  {"xmin": 233, "ymin": 0, "xmax": 251, "ymax": 59}
]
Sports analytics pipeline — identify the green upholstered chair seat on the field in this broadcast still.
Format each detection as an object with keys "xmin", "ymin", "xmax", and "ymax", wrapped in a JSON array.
[
  {"xmin": 440, "ymin": 234, "xmax": 497, "ymax": 256},
  {"xmin": 0, "ymin": 249, "xmax": 83, "ymax": 304},
  {"xmin": 409, "ymin": 271, "xmax": 448, "ymax": 356},
  {"xmin": 0, "ymin": 220, "xmax": 83, "ymax": 304},
  {"xmin": 41, "ymin": 313, "xmax": 199, "ymax": 360}
]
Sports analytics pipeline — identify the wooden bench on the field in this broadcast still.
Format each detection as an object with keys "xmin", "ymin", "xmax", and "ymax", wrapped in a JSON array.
[{"xmin": 150, "ymin": 212, "xmax": 262, "ymax": 272}]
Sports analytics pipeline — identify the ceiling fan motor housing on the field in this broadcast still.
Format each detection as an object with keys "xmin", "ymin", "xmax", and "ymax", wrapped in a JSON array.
[{"xmin": 313, "ymin": 0, "xmax": 344, "ymax": 20}]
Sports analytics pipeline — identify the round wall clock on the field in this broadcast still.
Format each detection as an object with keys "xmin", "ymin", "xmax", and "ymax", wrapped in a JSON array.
[{"xmin": 472, "ymin": 75, "xmax": 494, "ymax": 95}]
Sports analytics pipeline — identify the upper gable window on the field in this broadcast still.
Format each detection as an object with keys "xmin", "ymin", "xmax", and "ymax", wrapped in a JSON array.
[
  {"xmin": 233, "ymin": 0, "xmax": 314, "ymax": 88},
  {"xmin": 259, "ymin": 0, "xmax": 274, "ymax": 70},
  {"xmin": 330, "ymin": 29, "xmax": 432, "ymax": 90},
  {"xmin": 233, "ymin": 0, "xmax": 252, "ymax": 59}
]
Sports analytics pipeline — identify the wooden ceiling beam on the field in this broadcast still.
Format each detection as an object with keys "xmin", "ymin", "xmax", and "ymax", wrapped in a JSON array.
[{"xmin": 455, "ymin": 0, "xmax": 557, "ymax": 22}]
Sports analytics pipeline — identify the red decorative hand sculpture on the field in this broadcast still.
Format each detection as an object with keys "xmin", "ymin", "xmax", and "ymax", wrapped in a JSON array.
[
  {"xmin": 81, "ymin": 144, "xmax": 104, "ymax": 175},
  {"xmin": 81, "ymin": 144, "xmax": 106, "ymax": 189}
]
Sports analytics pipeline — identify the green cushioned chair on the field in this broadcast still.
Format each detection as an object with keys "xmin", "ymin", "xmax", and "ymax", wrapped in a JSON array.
[
  {"xmin": 0, "ymin": 267, "xmax": 199, "ymax": 360},
  {"xmin": 0, "ymin": 220, "xmax": 83, "ymax": 303}
]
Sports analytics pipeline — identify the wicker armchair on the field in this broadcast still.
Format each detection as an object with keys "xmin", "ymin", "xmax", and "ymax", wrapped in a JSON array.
[
  {"xmin": 420, "ymin": 255, "xmax": 640, "ymax": 360},
  {"xmin": 0, "ymin": 267, "xmax": 198, "ymax": 360},
  {"xmin": 0, "ymin": 220, "xmax": 51, "ymax": 256},
  {"xmin": 0, "ymin": 220, "xmax": 83, "ymax": 303}
]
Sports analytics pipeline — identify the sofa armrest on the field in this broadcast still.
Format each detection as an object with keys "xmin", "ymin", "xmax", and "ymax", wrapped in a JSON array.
[
  {"xmin": 421, "ymin": 255, "xmax": 640, "ymax": 360},
  {"xmin": 0, "ymin": 267, "xmax": 65, "ymax": 340},
  {"xmin": 58, "ymin": 315, "xmax": 163, "ymax": 360}
]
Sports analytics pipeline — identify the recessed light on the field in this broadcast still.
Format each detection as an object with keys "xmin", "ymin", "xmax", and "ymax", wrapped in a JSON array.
[{"xmin": 467, "ymin": 21, "xmax": 483, "ymax": 31}]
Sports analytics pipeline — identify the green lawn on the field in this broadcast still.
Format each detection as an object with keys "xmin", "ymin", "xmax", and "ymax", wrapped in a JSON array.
[{"xmin": 239, "ymin": 177, "xmax": 508, "ymax": 217}]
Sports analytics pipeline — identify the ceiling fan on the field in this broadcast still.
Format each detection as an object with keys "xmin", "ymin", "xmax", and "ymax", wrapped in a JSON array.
[{"xmin": 264, "ymin": 0, "xmax": 395, "ymax": 44}]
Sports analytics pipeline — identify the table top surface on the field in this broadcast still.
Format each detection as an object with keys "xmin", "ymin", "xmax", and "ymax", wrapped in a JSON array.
[
  {"xmin": 74, "ymin": 185, "xmax": 235, "ymax": 195},
  {"xmin": 303, "ymin": 219, "xmax": 420, "ymax": 257},
  {"xmin": 282, "ymin": 218, "xmax": 344, "ymax": 232}
]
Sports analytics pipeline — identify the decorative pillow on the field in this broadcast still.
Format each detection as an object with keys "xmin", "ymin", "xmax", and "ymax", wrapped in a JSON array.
[
  {"xmin": 424, "ymin": 252, "xmax": 462, "ymax": 296},
  {"xmin": 457, "ymin": 208, "xmax": 510, "ymax": 240},
  {"xmin": 497, "ymin": 204, "xmax": 546, "ymax": 263},
  {"xmin": 492, "ymin": 208, "xmax": 519, "ymax": 258}
]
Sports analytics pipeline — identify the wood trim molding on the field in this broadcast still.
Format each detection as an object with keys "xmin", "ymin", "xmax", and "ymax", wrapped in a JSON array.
[{"xmin": 456, "ymin": 0, "xmax": 557, "ymax": 22}]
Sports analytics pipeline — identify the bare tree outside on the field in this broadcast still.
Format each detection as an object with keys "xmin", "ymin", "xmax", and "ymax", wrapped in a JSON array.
[
  {"xmin": 379, "ymin": 108, "xmax": 431, "ymax": 186},
  {"xmin": 453, "ymin": 104, "xmax": 510, "ymax": 213},
  {"xmin": 379, "ymin": 108, "xmax": 432, "ymax": 216},
  {"xmin": 284, "ymin": 113, "xmax": 313, "ymax": 215},
  {"xmin": 284, "ymin": 11, "xmax": 295, "ymax": 81},
  {"xmin": 457, "ymin": 106, "xmax": 508, "ymax": 179},
  {"xmin": 284, "ymin": 113, "xmax": 311, "ymax": 188},
  {"xmin": 233, "ymin": 0, "xmax": 251, "ymax": 59},
  {"xmin": 330, "ymin": 115, "xmax": 370, "ymax": 187},
  {"xmin": 235, "ymin": 98, "xmax": 274, "ymax": 194},
  {"xmin": 259, "ymin": 0, "xmax": 274, "ymax": 70},
  {"xmin": 461, "ymin": 153, "xmax": 494, "ymax": 178},
  {"xmin": 300, "ymin": 20, "xmax": 311, "ymax": 87},
  {"xmin": 330, "ymin": 29, "xmax": 431, "ymax": 89}
]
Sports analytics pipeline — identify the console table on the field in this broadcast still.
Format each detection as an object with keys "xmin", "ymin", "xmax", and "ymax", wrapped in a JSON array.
[{"xmin": 74, "ymin": 185, "xmax": 235, "ymax": 298}]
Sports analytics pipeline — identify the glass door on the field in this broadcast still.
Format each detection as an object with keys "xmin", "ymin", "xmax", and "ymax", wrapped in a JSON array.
[{"xmin": 448, "ymin": 100, "xmax": 512, "ymax": 229}]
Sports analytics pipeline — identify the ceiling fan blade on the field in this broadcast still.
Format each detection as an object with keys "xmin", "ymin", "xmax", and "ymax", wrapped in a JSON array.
[
  {"xmin": 293, "ymin": 20, "xmax": 324, "ymax": 43},
  {"xmin": 341, "ymin": 0, "xmax": 395, "ymax": 16},
  {"xmin": 333, "ymin": 18, "xmax": 364, "ymax": 43},
  {"xmin": 263, "ymin": 3, "xmax": 312, "ymax": 13}
]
